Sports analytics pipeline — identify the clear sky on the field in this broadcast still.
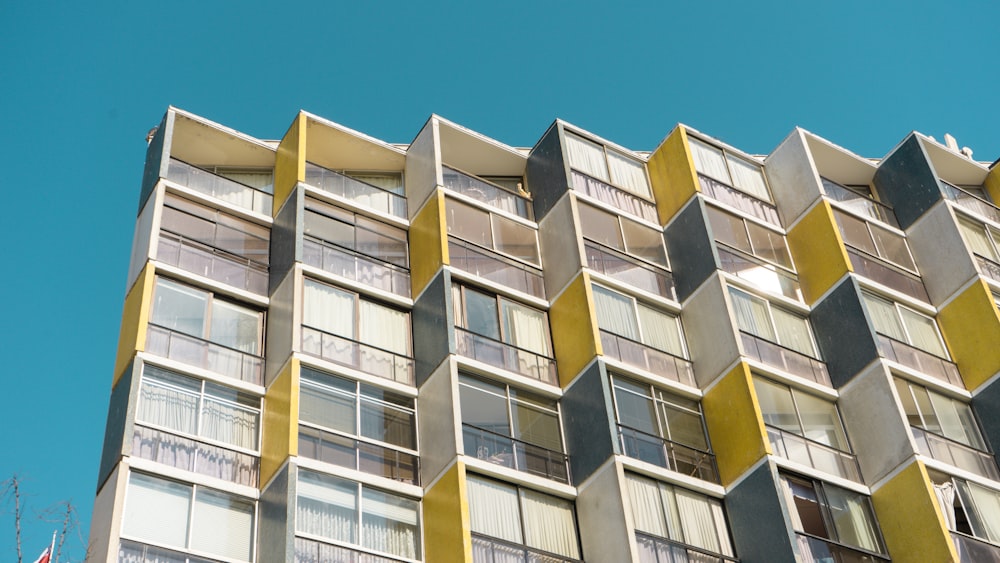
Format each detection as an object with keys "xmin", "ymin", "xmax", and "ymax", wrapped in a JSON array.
[{"xmin": 1, "ymin": 0, "xmax": 998, "ymax": 560}]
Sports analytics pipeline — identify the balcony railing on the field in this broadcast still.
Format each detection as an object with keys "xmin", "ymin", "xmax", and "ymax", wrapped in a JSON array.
[
  {"xmin": 766, "ymin": 426, "xmax": 861, "ymax": 482},
  {"xmin": 304, "ymin": 162, "xmax": 407, "ymax": 219},
  {"xmin": 118, "ymin": 539, "xmax": 217, "ymax": 563},
  {"xmin": 294, "ymin": 536, "xmax": 410, "ymax": 563},
  {"xmin": 301, "ymin": 325, "xmax": 414, "ymax": 385},
  {"xmin": 455, "ymin": 327, "xmax": 557, "ymax": 385},
  {"xmin": 974, "ymin": 254, "xmax": 1000, "ymax": 286},
  {"xmin": 132, "ymin": 425, "xmax": 259, "ymax": 487},
  {"xmin": 952, "ymin": 532, "xmax": 1000, "ymax": 563},
  {"xmin": 911, "ymin": 426, "xmax": 1000, "ymax": 480},
  {"xmin": 463, "ymin": 424, "xmax": 570, "ymax": 484},
  {"xmin": 635, "ymin": 532, "xmax": 738, "ymax": 563},
  {"xmin": 718, "ymin": 246, "xmax": 802, "ymax": 301},
  {"xmin": 876, "ymin": 334, "xmax": 963, "ymax": 387},
  {"xmin": 941, "ymin": 181, "xmax": 1000, "ymax": 226},
  {"xmin": 145, "ymin": 324, "xmax": 264, "ymax": 385},
  {"xmin": 618, "ymin": 425, "xmax": 720, "ymax": 484},
  {"xmin": 442, "ymin": 165, "xmax": 532, "ymax": 219},
  {"xmin": 740, "ymin": 332, "xmax": 830, "ymax": 386},
  {"xmin": 571, "ymin": 169, "xmax": 658, "ymax": 223},
  {"xmin": 699, "ymin": 173, "xmax": 781, "ymax": 226},
  {"xmin": 298, "ymin": 426, "xmax": 419, "ymax": 485},
  {"xmin": 585, "ymin": 241, "xmax": 676, "ymax": 300},
  {"xmin": 303, "ymin": 237, "xmax": 411, "ymax": 298},
  {"xmin": 166, "ymin": 158, "xmax": 272, "ymax": 216},
  {"xmin": 822, "ymin": 178, "xmax": 899, "ymax": 228},
  {"xmin": 846, "ymin": 247, "xmax": 929, "ymax": 303},
  {"xmin": 448, "ymin": 238, "xmax": 545, "ymax": 298},
  {"xmin": 158, "ymin": 232, "xmax": 269, "ymax": 295},
  {"xmin": 795, "ymin": 534, "xmax": 888, "ymax": 563},
  {"xmin": 472, "ymin": 534, "xmax": 582, "ymax": 563},
  {"xmin": 600, "ymin": 330, "xmax": 696, "ymax": 387}
]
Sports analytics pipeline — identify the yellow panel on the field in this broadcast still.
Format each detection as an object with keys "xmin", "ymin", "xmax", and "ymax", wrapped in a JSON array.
[
  {"xmin": 787, "ymin": 200, "xmax": 852, "ymax": 305},
  {"xmin": 274, "ymin": 112, "xmax": 306, "ymax": 217},
  {"xmin": 985, "ymin": 166, "xmax": 1000, "ymax": 204},
  {"xmin": 702, "ymin": 363, "xmax": 770, "ymax": 486},
  {"xmin": 409, "ymin": 190, "xmax": 447, "ymax": 296},
  {"xmin": 938, "ymin": 279, "xmax": 1000, "ymax": 390},
  {"xmin": 648, "ymin": 127, "xmax": 700, "ymax": 226},
  {"xmin": 260, "ymin": 358, "xmax": 300, "ymax": 487},
  {"xmin": 871, "ymin": 460, "xmax": 956, "ymax": 563},
  {"xmin": 424, "ymin": 461, "xmax": 472, "ymax": 562},
  {"xmin": 550, "ymin": 272, "xmax": 600, "ymax": 387},
  {"xmin": 113, "ymin": 264, "xmax": 157, "ymax": 385}
]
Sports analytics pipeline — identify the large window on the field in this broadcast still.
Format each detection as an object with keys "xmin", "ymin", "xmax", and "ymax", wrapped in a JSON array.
[
  {"xmin": 861, "ymin": 292, "xmax": 948, "ymax": 358},
  {"xmin": 445, "ymin": 197, "xmax": 540, "ymax": 265},
  {"xmin": 832, "ymin": 208, "xmax": 917, "ymax": 273},
  {"xmin": 728, "ymin": 287, "xmax": 817, "ymax": 358},
  {"xmin": 160, "ymin": 193, "xmax": 270, "ymax": 265},
  {"xmin": 593, "ymin": 284, "xmax": 685, "ymax": 357},
  {"xmin": 150, "ymin": 277, "xmax": 263, "ymax": 355},
  {"xmin": 932, "ymin": 472, "xmax": 1000, "ymax": 550},
  {"xmin": 578, "ymin": 200, "xmax": 668, "ymax": 268},
  {"xmin": 894, "ymin": 378, "xmax": 986, "ymax": 451},
  {"xmin": 958, "ymin": 216, "xmax": 1000, "ymax": 266},
  {"xmin": 564, "ymin": 131, "xmax": 651, "ymax": 199},
  {"xmin": 295, "ymin": 469, "xmax": 420, "ymax": 560},
  {"xmin": 779, "ymin": 474, "xmax": 886, "ymax": 558},
  {"xmin": 304, "ymin": 198, "xmax": 409, "ymax": 269},
  {"xmin": 707, "ymin": 205, "xmax": 792, "ymax": 270},
  {"xmin": 688, "ymin": 137, "xmax": 771, "ymax": 202},
  {"xmin": 122, "ymin": 472, "xmax": 255, "ymax": 562}
]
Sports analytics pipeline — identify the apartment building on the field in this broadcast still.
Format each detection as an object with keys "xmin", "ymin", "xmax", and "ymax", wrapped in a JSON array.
[{"xmin": 90, "ymin": 106, "xmax": 1000, "ymax": 563}]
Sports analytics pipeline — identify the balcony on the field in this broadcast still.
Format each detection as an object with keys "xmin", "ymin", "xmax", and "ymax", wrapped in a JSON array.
[
  {"xmin": 974, "ymin": 254, "xmax": 1000, "ymax": 285},
  {"xmin": 766, "ymin": 426, "xmax": 861, "ymax": 482},
  {"xmin": 698, "ymin": 173, "xmax": 780, "ymax": 226},
  {"xmin": 463, "ymin": 424, "xmax": 570, "ymax": 484},
  {"xmin": 448, "ymin": 238, "xmax": 545, "ymax": 299},
  {"xmin": 304, "ymin": 162, "xmax": 406, "ymax": 219},
  {"xmin": 158, "ymin": 232, "xmax": 268, "ymax": 295},
  {"xmin": 822, "ymin": 178, "xmax": 899, "ymax": 228},
  {"xmin": 294, "ymin": 536, "xmax": 410, "ymax": 563},
  {"xmin": 301, "ymin": 326, "xmax": 414, "ymax": 385},
  {"xmin": 298, "ymin": 426, "xmax": 419, "ymax": 485},
  {"xmin": 600, "ymin": 330, "xmax": 695, "ymax": 387},
  {"xmin": 472, "ymin": 534, "xmax": 582, "ymax": 563},
  {"xmin": 585, "ymin": 241, "xmax": 676, "ymax": 300},
  {"xmin": 618, "ymin": 425, "xmax": 720, "ymax": 484},
  {"xmin": 132, "ymin": 425, "xmax": 258, "ymax": 487},
  {"xmin": 911, "ymin": 426, "xmax": 1000, "ymax": 480},
  {"xmin": 877, "ymin": 334, "xmax": 963, "ymax": 387},
  {"xmin": 740, "ymin": 332, "xmax": 830, "ymax": 386},
  {"xmin": 442, "ymin": 166, "xmax": 532, "ymax": 219},
  {"xmin": 952, "ymin": 532, "xmax": 1000, "ymax": 563},
  {"xmin": 847, "ymin": 247, "xmax": 929, "ymax": 303},
  {"xmin": 145, "ymin": 324, "xmax": 264, "ymax": 386},
  {"xmin": 455, "ymin": 327, "xmax": 557, "ymax": 385},
  {"xmin": 718, "ymin": 247, "xmax": 801, "ymax": 301},
  {"xmin": 118, "ymin": 539, "xmax": 217, "ymax": 563},
  {"xmin": 303, "ymin": 237, "xmax": 410, "ymax": 298},
  {"xmin": 571, "ymin": 169, "xmax": 658, "ymax": 223},
  {"xmin": 635, "ymin": 532, "xmax": 738, "ymax": 563},
  {"xmin": 795, "ymin": 534, "xmax": 888, "ymax": 563},
  {"xmin": 166, "ymin": 158, "xmax": 272, "ymax": 216},
  {"xmin": 941, "ymin": 181, "xmax": 1000, "ymax": 226}
]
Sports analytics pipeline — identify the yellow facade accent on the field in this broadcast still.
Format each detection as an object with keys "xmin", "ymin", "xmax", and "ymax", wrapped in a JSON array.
[
  {"xmin": 260, "ymin": 358, "xmax": 300, "ymax": 487},
  {"xmin": 938, "ymin": 279, "xmax": 1000, "ymax": 390},
  {"xmin": 113, "ymin": 264, "xmax": 157, "ymax": 385},
  {"xmin": 423, "ymin": 461, "xmax": 472, "ymax": 562},
  {"xmin": 985, "ymin": 166, "xmax": 1000, "ymax": 204},
  {"xmin": 871, "ymin": 460, "xmax": 956, "ymax": 563},
  {"xmin": 274, "ymin": 113, "xmax": 306, "ymax": 216},
  {"xmin": 787, "ymin": 200, "xmax": 852, "ymax": 305},
  {"xmin": 409, "ymin": 190, "xmax": 448, "ymax": 296},
  {"xmin": 648, "ymin": 127, "xmax": 700, "ymax": 226},
  {"xmin": 550, "ymin": 272, "xmax": 600, "ymax": 387},
  {"xmin": 703, "ymin": 363, "xmax": 770, "ymax": 486}
]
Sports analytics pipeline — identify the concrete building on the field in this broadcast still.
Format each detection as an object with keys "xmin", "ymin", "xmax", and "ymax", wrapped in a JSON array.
[{"xmin": 90, "ymin": 106, "xmax": 1000, "ymax": 563}]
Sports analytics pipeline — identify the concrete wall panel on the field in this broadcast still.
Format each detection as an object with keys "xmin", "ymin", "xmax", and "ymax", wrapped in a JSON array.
[
  {"xmin": 938, "ymin": 279, "xmax": 1000, "ymax": 390},
  {"xmin": 97, "ymin": 362, "xmax": 136, "ymax": 489},
  {"xmin": 265, "ymin": 268, "xmax": 296, "ymax": 385},
  {"xmin": 703, "ymin": 363, "xmax": 769, "ymax": 486},
  {"xmin": 257, "ymin": 463, "xmax": 292, "ymax": 563},
  {"xmin": 270, "ymin": 186, "xmax": 302, "ymax": 292},
  {"xmin": 114, "ymin": 264, "xmax": 156, "ymax": 383},
  {"xmin": 871, "ymin": 460, "xmax": 956, "ymax": 563},
  {"xmin": 419, "ymin": 359, "xmax": 458, "ymax": 484},
  {"xmin": 765, "ymin": 128, "xmax": 822, "ymax": 225},
  {"xmin": 648, "ymin": 126, "xmax": 699, "ymax": 226},
  {"xmin": 139, "ymin": 112, "xmax": 171, "ymax": 212},
  {"xmin": 684, "ymin": 274, "xmax": 740, "ymax": 387},
  {"xmin": 538, "ymin": 194, "xmax": 583, "ymax": 299},
  {"xmin": 549, "ymin": 273, "xmax": 600, "ymax": 386},
  {"xmin": 409, "ymin": 191, "xmax": 447, "ymax": 298},
  {"xmin": 274, "ymin": 113, "xmax": 306, "ymax": 216},
  {"xmin": 578, "ymin": 462, "xmax": 632, "ymax": 562},
  {"xmin": 787, "ymin": 200, "xmax": 851, "ymax": 305},
  {"xmin": 405, "ymin": 120, "xmax": 440, "ymax": 220},
  {"xmin": 424, "ymin": 461, "xmax": 472, "ymax": 562},
  {"xmin": 907, "ymin": 201, "xmax": 977, "ymax": 305},
  {"xmin": 260, "ymin": 359, "xmax": 299, "ymax": 487}
]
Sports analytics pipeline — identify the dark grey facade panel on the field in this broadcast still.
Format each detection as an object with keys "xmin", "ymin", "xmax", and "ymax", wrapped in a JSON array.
[
  {"xmin": 874, "ymin": 135, "xmax": 941, "ymax": 230},
  {"xmin": 257, "ymin": 464, "xmax": 292, "ymax": 563},
  {"xmin": 96, "ymin": 362, "xmax": 135, "ymax": 490},
  {"xmin": 973, "ymin": 380, "xmax": 1000, "ymax": 469},
  {"xmin": 561, "ymin": 361, "xmax": 618, "ymax": 484},
  {"xmin": 526, "ymin": 122, "xmax": 570, "ymax": 221},
  {"xmin": 269, "ymin": 187, "xmax": 301, "ymax": 292},
  {"xmin": 665, "ymin": 199, "xmax": 717, "ymax": 301},
  {"xmin": 726, "ymin": 462, "xmax": 797, "ymax": 563},
  {"xmin": 811, "ymin": 277, "xmax": 879, "ymax": 388},
  {"xmin": 138, "ymin": 114, "xmax": 169, "ymax": 213},
  {"xmin": 413, "ymin": 269, "xmax": 453, "ymax": 387}
]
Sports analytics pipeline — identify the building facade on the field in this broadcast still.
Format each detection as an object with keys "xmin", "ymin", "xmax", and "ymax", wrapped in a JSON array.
[{"xmin": 89, "ymin": 106, "xmax": 1000, "ymax": 563}]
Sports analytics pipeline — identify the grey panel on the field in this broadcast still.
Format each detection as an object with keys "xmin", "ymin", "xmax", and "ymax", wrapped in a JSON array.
[
  {"xmin": 811, "ymin": 277, "xmax": 879, "ymax": 388},
  {"xmin": 527, "ymin": 122, "xmax": 571, "ymax": 221},
  {"xmin": 413, "ymin": 270, "xmax": 453, "ymax": 386},
  {"xmin": 973, "ymin": 379, "xmax": 1000, "ymax": 469},
  {"xmin": 270, "ymin": 186, "xmax": 302, "ymax": 293},
  {"xmin": 874, "ymin": 136, "xmax": 941, "ymax": 230},
  {"xmin": 258, "ymin": 464, "xmax": 292, "ymax": 563},
  {"xmin": 666, "ymin": 199, "xmax": 717, "ymax": 301},
  {"xmin": 97, "ymin": 362, "xmax": 135, "ymax": 490},
  {"xmin": 561, "ymin": 361, "xmax": 617, "ymax": 484},
  {"xmin": 726, "ymin": 462, "xmax": 797, "ymax": 563},
  {"xmin": 138, "ymin": 113, "xmax": 169, "ymax": 213}
]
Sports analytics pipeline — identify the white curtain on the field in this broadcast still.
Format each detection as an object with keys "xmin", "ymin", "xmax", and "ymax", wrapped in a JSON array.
[
  {"xmin": 688, "ymin": 138, "xmax": 730, "ymax": 184},
  {"xmin": 900, "ymin": 308, "xmax": 947, "ymax": 357},
  {"xmin": 209, "ymin": 300, "xmax": 261, "ymax": 354},
  {"xmin": 625, "ymin": 474, "xmax": 668, "ymax": 537},
  {"xmin": 502, "ymin": 300, "xmax": 550, "ymax": 355},
  {"xmin": 728, "ymin": 287, "xmax": 776, "ymax": 342},
  {"xmin": 933, "ymin": 482, "xmax": 957, "ymax": 530},
  {"xmin": 304, "ymin": 280, "xmax": 355, "ymax": 337},
  {"xmin": 190, "ymin": 489, "xmax": 254, "ymax": 562},
  {"xmin": 726, "ymin": 154, "xmax": 771, "ymax": 201},
  {"xmin": 607, "ymin": 150, "xmax": 652, "ymax": 198},
  {"xmin": 361, "ymin": 488, "xmax": 419, "ymax": 559},
  {"xmin": 359, "ymin": 300, "xmax": 410, "ymax": 356},
  {"xmin": 958, "ymin": 219, "xmax": 999, "ymax": 261},
  {"xmin": 675, "ymin": 488, "xmax": 722, "ymax": 554},
  {"xmin": 122, "ymin": 473, "xmax": 191, "ymax": 550},
  {"xmin": 201, "ymin": 398, "xmax": 259, "ymax": 451},
  {"xmin": 593, "ymin": 284, "xmax": 640, "ymax": 340},
  {"xmin": 771, "ymin": 307, "xmax": 816, "ymax": 357},
  {"xmin": 467, "ymin": 477, "xmax": 522, "ymax": 544},
  {"xmin": 299, "ymin": 381, "xmax": 356, "ymax": 434},
  {"xmin": 565, "ymin": 132, "xmax": 610, "ymax": 182},
  {"xmin": 137, "ymin": 380, "xmax": 199, "ymax": 436},
  {"xmin": 296, "ymin": 471, "xmax": 358, "ymax": 544},
  {"xmin": 862, "ymin": 293, "xmax": 907, "ymax": 342},
  {"xmin": 636, "ymin": 304, "xmax": 683, "ymax": 356},
  {"xmin": 520, "ymin": 489, "xmax": 580, "ymax": 559},
  {"xmin": 928, "ymin": 393, "xmax": 985, "ymax": 449}
]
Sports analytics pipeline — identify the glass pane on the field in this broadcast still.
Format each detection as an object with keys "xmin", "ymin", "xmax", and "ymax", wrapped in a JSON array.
[
  {"xmin": 459, "ymin": 377, "xmax": 511, "ymax": 436},
  {"xmin": 565, "ymin": 132, "xmax": 610, "ymax": 182},
  {"xmin": 621, "ymin": 220, "xmax": 669, "ymax": 268},
  {"xmin": 201, "ymin": 396, "xmax": 260, "ymax": 450},
  {"xmin": 578, "ymin": 202, "xmax": 625, "ymax": 251},
  {"xmin": 520, "ymin": 489, "xmax": 580, "ymax": 558},
  {"xmin": 357, "ymin": 215, "xmax": 408, "ymax": 267},
  {"xmin": 138, "ymin": 368, "xmax": 200, "ymax": 436},
  {"xmin": 834, "ymin": 210, "xmax": 878, "ymax": 255},
  {"xmin": 123, "ymin": 473, "xmax": 191, "ymax": 549},
  {"xmin": 869, "ymin": 224, "xmax": 916, "ymax": 271},
  {"xmin": 614, "ymin": 378, "xmax": 658, "ymax": 435},
  {"xmin": 161, "ymin": 203, "xmax": 216, "ymax": 244},
  {"xmin": 688, "ymin": 138, "xmax": 731, "ymax": 185},
  {"xmin": 300, "ymin": 382, "xmax": 356, "ymax": 434},
  {"xmin": 928, "ymin": 392, "xmax": 986, "ymax": 450},
  {"xmin": 592, "ymin": 285, "xmax": 640, "ymax": 340},
  {"xmin": 493, "ymin": 215, "xmax": 540, "ymax": 264},
  {"xmin": 360, "ymin": 395, "xmax": 416, "ymax": 450},
  {"xmin": 861, "ymin": 293, "xmax": 906, "ymax": 342},
  {"xmin": 464, "ymin": 290, "xmax": 501, "ymax": 340},
  {"xmin": 824, "ymin": 485, "xmax": 883, "ymax": 553},
  {"xmin": 303, "ymin": 280, "xmax": 355, "ymax": 337},
  {"xmin": 512, "ymin": 400, "xmax": 563, "ymax": 452},
  {"xmin": 675, "ymin": 488, "xmax": 722, "ymax": 553},
  {"xmin": 190, "ymin": 489, "xmax": 255, "ymax": 562},
  {"xmin": 358, "ymin": 300, "xmax": 410, "ymax": 356},
  {"xmin": 893, "ymin": 378, "xmax": 924, "ymax": 427},
  {"xmin": 209, "ymin": 300, "xmax": 260, "ymax": 354},
  {"xmin": 728, "ymin": 287, "xmax": 776, "ymax": 342},
  {"xmin": 706, "ymin": 206, "xmax": 752, "ymax": 254},
  {"xmin": 958, "ymin": 219, "xmax": 1000, "ymax": 261},
  {"xmin": 793, "ymin": 390, "xmax": 849, "ymax": 450},
  {"xmin": 637, "ymin": 304, "xmax": 684, "ymax": 356},
  {"xmin": 151, "ymin": 278, "xmax": 208, "ymax": 337},
  {"xmin": 446, "ymin": 198, "xmax": 493, "ymax": 248},
  {"xmin": 661, "ymin": 402, "xmax": 708, "ymax": 451},
  {"xmin": 957, "ymin": 480, "xmax": 1000, "ymax": 544},
  {"xmin": 900, "ymin": 307, "xmax": 946, "ymax": 357},
  {"xmin": 747, "ymin": 221, "xmax": 792, "ymax": 269},
  {"xmin": 754, "ymin": 378, "xmax": 800, "ymax": 435},
  {"xmin": 296, "ymin": 470, "xmax": 358, "ymax": 544},
  {"xmin": 782, "ymin": 477, "xmax": 829, "ymax": 538},
  {"xmin": 771, "ymin": 307, "xmax": 816, "ymax": 357},
  {"xmin": 625, "ymin": 474, "xmax": 669, "ymax": 538}
]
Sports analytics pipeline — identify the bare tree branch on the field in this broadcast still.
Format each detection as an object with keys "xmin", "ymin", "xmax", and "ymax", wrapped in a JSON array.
[{"xmin": 1, "ymin": 475, "xmax": 25, "ymax": 563}]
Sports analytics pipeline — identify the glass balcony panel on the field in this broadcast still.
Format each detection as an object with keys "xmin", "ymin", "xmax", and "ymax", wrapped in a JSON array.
[
  {"xmin": 119, "ymin": 539, "xmax": 218, "ymax": 563},
  {"xmin": 448, "ymin": 239, "xmax": 545, "ymax": 298},
  {"xmin": 455, "ymin": 327, "xmax": 557, "ymax": 385},
  {"xmin": 974, "ymin": 254, "xmax": 1000, "ymax": 285},
  {"xmin": 571, "ymin": 170, "xmax": 658, "ymax": 223},
  {"xmin": 301, "ymin": 326, "xmax": 414, "ymax": 385},
  {"xmin": 304, "ymin": 162, "xmax": 406, "ymax": 218},
  {"xmin": 718, "ymin": 247, "xmax": 802, "ymax": 301},
  {"xmin": 941, "ymin": 181, "xmax": 1000, "ymax": 225},
  {"xmin": 634, "ymin": 532, "xmax": 739, "ymax": 563},
  {"xmin": 294, "ymin": 536, "xmax": 410, "ymax": 563},
  {"xmin": 600, "ymin": 330, "xmax": 695, "ymax": 387},
  {"xmin": 911, "ymin": 426, "xmax": 1000, "ymax": 480},
  {"xmin": 740, "ymin": 332, "xmax": 830, "ymax": 386},
  {"xmin": 585, "ymin": 241, "xmax": 676, "ymax": 299},
  {"xmin": 166, "ymin": 158, "xmax": 272, "ymax": 215},
  {"xmin": 822, "ymin": 178, "xmax": 899, "ymax": 228},
  {"xmin": 302, "ymin": 237, "xmax": 411, "ymax": 298},
  {"xmin": 952, "ymin": 532, "xmax": 1000, "ymax": 563},
  {"xmin": 698, "ymin": 173, "xmax": 781, "ymax": 226},
  {"xmin": 145, "ymin": 324, "xmax": 263, "ymax": 385},
  {"xmin": 463, "ymin": 424, "xmax": 570, "ymax": 484},
  {"xmin": 471, "ymin": 534, "xmax": 582, "ymax": 563},
  {"xmin": 618, "ymin": 425, "xmax": 720, "ymax": 484},
  {"xmin": 767, "ymin": 426, "xmax": 861, "ymax": 482},
  {"xmin": 877, "ymin": 334, "xmax": 963, "ymax": 387},
  {"xmin": 795, "ymin": 534, "xmax": 889, "ymax": 562},
  {"xmin": 846, "ymin": 248, "xmax": 929, "ymax": 302},
  {"xmin": 442, "ymin": 166, "xmax": 532, "ymax": 219},
  {"xmin": 158, "ymin": 233, "xmax": 269, "ymax": 295},
  {"xmin": 132, "ymin": 426, "xmax": 259, "ymax": 487},
  {"xmin": 298, "ymin": 428, "xmax": 419, "ymax": 485}
]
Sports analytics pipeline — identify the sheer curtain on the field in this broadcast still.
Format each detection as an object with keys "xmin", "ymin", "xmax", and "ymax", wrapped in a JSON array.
[
  {"xmin": 688, "ymin": 139, "xmax": 730, "ymax": 185},
  {"xmin": 502, "ymin": 301, "xmax": 550, "ymax": 355},
  {"xmin": 933, "ymin": 482, "xmax": 957, "ymax": 530},
  {"xmin": 296, "ymin": 471, "xmax": 358, "ymax": 544},
  {"xmin": 304, "ymin": 280, "xmax": 355, "ymax": 337},
  {"xmin": 625, "ymin": 474, "xmax": 668, "ymax": 537},
  {"xmin": 200, "ymin": 399, "xmax": 259, "ymax": 450},
  {"xmin": 771, "ymin": 307, "xmax": 816, "ymax": 357},
  {"xmin": 675, "ymin": 488, "xmax": 723, "ymax": 554},
  {"xmin": 861, "ymin": 293, "xmax": 906, "ymax": 342},
  {"xmin": 565, "ymin": 133, "xmax": 610, "ymax": 182},
  {"xmin": 728, "ymin": 288, "xmax": 776, "ymax": 341},
  {"xmin": 359, "ymin": 301, "xmax": 409, "ymax": 355},
  {"xmin": 958, "ymin": 220, "xmax": 999, "ymax": 261},
  {"xmin": 138, "ymin": 380, "xmax": 199, "ymax": 435},
  {"xmin": 900, "ymin": 308, "xmax": 947, "ymax": 357},
  {"xmin": 636, "ymin": 304, "xmax": 683, "ymax": 355},
  {"xmin": 593, "ymin": 285, "xmax": 640, "ymax": 340},
  {"xmin": 361, "ymin": 488, "xmax": 419, "ymax": 559},
  {"xmin": 607, "ymin": 151, "xmax": 652, "ymax": 198},
  {"xmin": 825, "ymin": 486, "xmax": 882, "ymax": 554},
  {"xmin": 467, "ymin": 477, "xmax": 522, "ymax": 544},
  {"xmin": 726, "ymin": 155, "xmax": 771, "ymax": 201},
  {"xmin": 520, "ymin": 489, "xmax": 580, "ymax": 559}
]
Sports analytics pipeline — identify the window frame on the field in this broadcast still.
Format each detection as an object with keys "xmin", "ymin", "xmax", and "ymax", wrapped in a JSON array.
[
  {"xmin": 957, "ymin": 215, "xmax": 1000, "ymax": 264},
  {"xmin": 160, "ymin": 192, "xmax": 271, "ymax": 267},
  {"xmin": 893, "ymin": 377, "xmax": 989, "ymax": 452},
  {"xmin": 149, "ymin": 276, "xmax": 265, "ymax": 355},
  {"xmin": 577, "ymin": 199, "xmax": 670, "ymax": 270},
  {"xmin": 609, "ymin": 374, "xmax": 711, "ymax": 453},
  {"xmin": 861, "ymin": 291, "xmax": 949, "ymax": 358},
  {"xmin": 831, "ymin": 206, "xmax": 918, "ymax": 274},
  {"xmin": 706, "ymin": 203, "xmax": 795, "ymax": 272},
  {"xmin": 451, "ymin": 284, "xmax": 553, "ymax": 357},
  {"xmin": 458, "ymin": 373, "xmax": 565, "ymax": 454},
  {"xmin": 303, "ymin": 196, "xmax": 410, "ymax": 269},
  {"xmin": 444, "ymin": 195, "xmax": 542, "ymax": 267},
  {"xmin": 302, "ymin": 277, "xmax": 412, "ymax": 356},
  {"xmin": 563, "ymin": 130, "xmax": 653, "ymax": 200},
  {"xmin": 752, "ymin": 376, "xmax": 851, "ymax": 454},
  {"xmin": 688, "ymin": 136, "xmax": 773, "ymax": 203},
  {"xmin": 592, "ymin": 282, "xmax": 688, "ymax": 358},
  {"xmin": 728, "ymin": 286, "xmax": 819, "ymax": 359}
]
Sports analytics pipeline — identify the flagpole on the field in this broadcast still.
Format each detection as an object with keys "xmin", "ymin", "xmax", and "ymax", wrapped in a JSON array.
[{"xmin": 48, "ymin": 530, "xmax": 56, "ymax": 563}]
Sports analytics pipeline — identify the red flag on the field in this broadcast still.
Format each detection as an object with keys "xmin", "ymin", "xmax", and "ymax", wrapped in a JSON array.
[{"xmin": 32, "ymin": 547, "xmax": 50, "ymax": 563}]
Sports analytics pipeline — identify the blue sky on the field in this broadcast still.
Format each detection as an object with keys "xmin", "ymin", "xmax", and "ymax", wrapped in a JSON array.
[{"xmin": 0, "ymin": 0, "xmax": 997, "ymax": 560}]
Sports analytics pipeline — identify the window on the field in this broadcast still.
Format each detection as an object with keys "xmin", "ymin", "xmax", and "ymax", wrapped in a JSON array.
[
  {"xmin": 578, "ymin": 200, "xmax": 668, "ymax": 268},
  {"xmin": 302, "ymin": 278, "xmax": 410, "ymax": 358},
  {"xmin": 564, "ymin": 131, "xmax": 651, "ymax": 198},
  {"xmin": 452, "ymin": 285, "xmax": 552, "ymax": 358},
  {"xmin": 820, "ymin": 178, "xmax": 898, "ymax": 227},
  {"xmin": 625, "ymin": 473, "xmax": 735, "ymax": 560},
  {"xmin": 304, "ymin": 197, "xmax": 409, "ymax": 269},
  {"xmin": 862, "ymin": 292, "xmax": 948, "ymax": 358},
  {"xmin": 894, "ymin": 378, "xmax": 988, "ymax": 451},
  {"xmin": 707, "ymin": 205, "xmax": 793, "ymax": 270},
  {"xmin": 688, "ymin": 137, "xmax": 770, "ymax": 202},
  {"xmin": 150, "ymin": 277, "xmax": 263, "ymax": 355},
  {"xmin": 592, "ymin": 284, "xmax": 685, "ymax": 357},
  {"xmin": 343, "ymin": 171, "xmax": 404, "ymax": 195},
  {"xmin": 779, "ymin": 474, "xmax": 886, "ymax": 557},
  {"xmin": 467, "ymin": 476, "xmax": 580, "ymax": 561},
  {"xmin": 957, "ymin": 216, "xmax": 1000, "ymax": 265},
  {"xmin": 754, "ymin": 377, "xmax": 849, "ymax": 452},
  {"xmin": 160, "ymin": 194, "xmax": 271, "ymax": 265},
  {"xmin": 295, "ymin": 469, "xmax": 420, "ymax": 560},
  {"xmin": 832, "ymin": 207, "xmax": 917, "ymax": 272},
  {"xmin": 932, "ymin": 473, "xmax": 1000, "ymax": 548},
  {"xmin": 445, "ymin": 197, "xmax": 540, "ymax": 265},
  {"xmin": 728, "ymin": 287, "xmax": 817, "ymax": 358},
  {"xmin": 122, "ymin": 472, "xmax": 255, "ymax": 562}
]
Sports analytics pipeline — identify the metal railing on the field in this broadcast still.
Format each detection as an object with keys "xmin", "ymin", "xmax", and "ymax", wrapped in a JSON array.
[
  {"xmin": 698, "ymin": 173, "xmax": 781, "ymax": 226},
  {"xmin": 952, "ymin": 532, "xmax": 1000, "ymax": 563},
  {"xmin": 766, "ymin": 426, "xmax": 861, "ymax": 482},
  {"xmin": 941, "ymin": 181, "xmax": 1000, "ymax": 226},
  {"xmin": 618, "ymin": 425, "xmax": 719, "ymax": 484},
  {"xmin": 301, "ymin": 325, "xmax": 414, "ymax": 385},
  {"xmin": 585, "ymin": 241, "xmax": 676, "ymax": 300},
  {"xmin": 448, "ymin": 238, "xmax": 546, "ymax": 298},
  {"xmin": 166, "ymin": 158, "xmax": 273, "ymax": 216},
  {"xmin": 455, "ymin": 327, "xmax": 557, "ymax": 385},
  {"xmin": 911, "ymin": 426, "xmax": 1000, "ymax": 480},
  {"xmin": 571, "ymin": 169, "xmax": 658, "ymax": 223},
  {"xmin": 304, "ymin": 162, "xmax": 407, "ymax": 219},
  {"xmin": 740, "ymin": 332, "xmax": 830, "ymax": 386},
  {"xmin": 145, "ymin": 324, "xmax": 264, "ymax": 385},
  {"xmin": 158, "ymin": 232, "xmax": 269, "ymax": 295},
  {"xmin": 471, "ymin": 534, "xmax": 582, "ymax": 563},
  {"xmin": 302, "ymin": 237, "xmax": 411, "ymax": 298},
  {"xmin": 294, "ymin": 536, "xmax": 411, "ymax": 563},
  {"xmin": 718, "ymin": 246, "xmax": 802, "ymax": 301},
  {"xmin": 974, "ymin": 254, "xmax": 1000, "ymax": 285},
  {"xmin": 846, "ymin": 247, "xmax": 929, "ymax": 303},
  {"xmin": 822, "ymin": 178, "xmax": 899, "ymax": 228},
  {"xmin": 442, "ymin": 165, "xmax": 532, "ymax": 219},
  {"xmin": 298, "ymin": 426, "xmax": 419, "ymax": 485},
  {"xmin": 600, "ymin": 330, "xmax": 696, "ymax": 387},
  {"xmin": 634, "ymin": 532, "xmax": 738, "ymax": 563},
  {"xmin": 132, "ymin": 425, "xmax": 259, "ymax": 487},
  {"xmin": 463, "ymin": 424, "xmax": 570, "ymax": 484},
  {"xmin": 876, "ymin": 334, "xmax": 963, "ymax": 387},
  {"xmin": 795, "ymin": 534, "xmax": 889, "ymax": 562}
]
